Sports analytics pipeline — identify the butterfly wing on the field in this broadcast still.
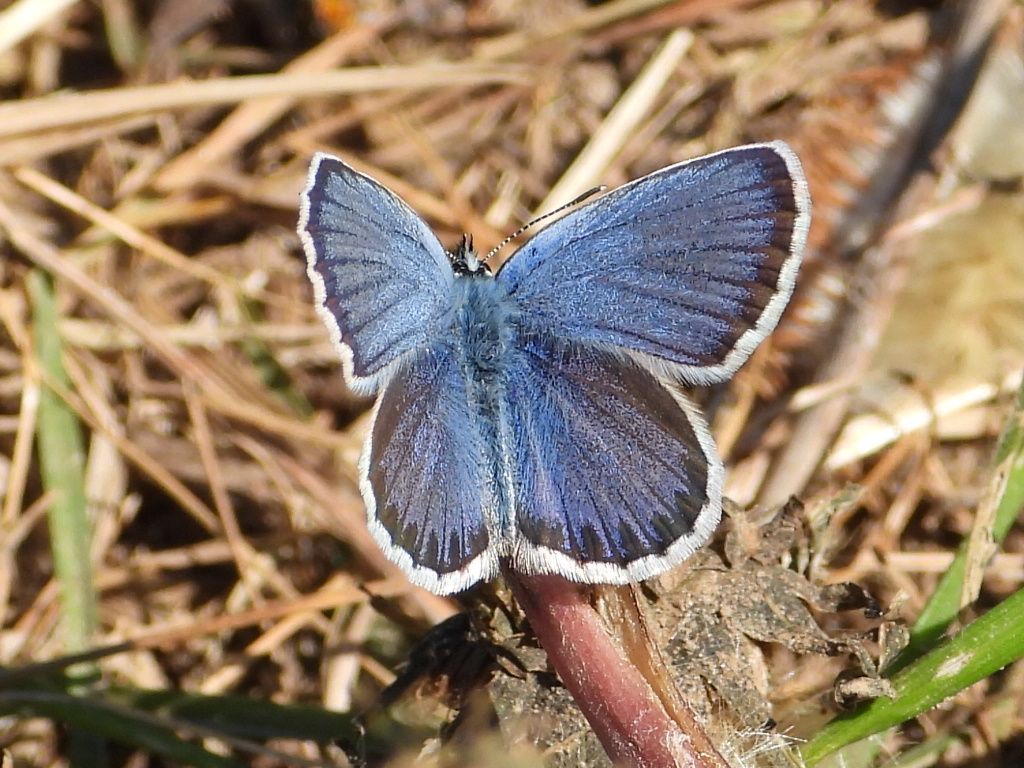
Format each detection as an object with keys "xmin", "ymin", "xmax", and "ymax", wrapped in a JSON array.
[
  {"xmin": 363, "ymin": 342, "xmax": 498, "ymax": 594},
  {"xmin": 496, "ymin": 142, "xmax": 809, "ymax": 384},
  {"xmin": 301, "ymin": 155, "xmax": 494, "ymax": 592},
  {"xmin": 504, "ymin": 338, "xmax": 721, "ymax": 580},
  {"xmin": 300, "ymin": 153, "xmax": 455, "ymax": 394}
]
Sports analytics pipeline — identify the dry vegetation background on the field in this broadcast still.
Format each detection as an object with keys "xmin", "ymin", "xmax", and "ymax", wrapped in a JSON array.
[{"xmin": 0, "ymin": 0, "xmax": 1023, "ymax": 766}]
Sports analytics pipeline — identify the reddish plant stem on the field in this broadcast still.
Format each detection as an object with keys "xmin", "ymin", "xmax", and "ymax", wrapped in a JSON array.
[{"xmin": 507, "ymin": 570, "xmax": 726, "ymax": 768}]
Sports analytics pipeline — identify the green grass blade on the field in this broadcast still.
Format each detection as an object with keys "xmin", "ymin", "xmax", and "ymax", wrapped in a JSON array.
[
  {"xmin": 800, "ymin": 586, "xmax": 1024, "ymax": 765},
  {"xmin": 114, "ymin": 687, "xmax": 360, "ymax": 742},
  {"xmin": 801, "ymin": 379, "xmax": 1024, "ymax": 765},
  {"xmin": 0, "ymin": 690, "xmax": 247, "ymax": 768},
  {"xmin": 894, "ymin": 378, "xmax": 1024, "ymax": 668},
  {"xmin": 29, "ymin": 269, "xmax": 106, "ymax": 766},
  {"xmin": 29, "ymin": 269, "xmax": 97, "ymax": 653}
]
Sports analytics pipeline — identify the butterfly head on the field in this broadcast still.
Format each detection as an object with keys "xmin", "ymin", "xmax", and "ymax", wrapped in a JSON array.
[
  {"xmin": 452, "ymin": 186, "xmax": 606, "ymax": 279},
  {"xmin": 449, "ymin": 233, "xmax": 493, "ymax": 277}
]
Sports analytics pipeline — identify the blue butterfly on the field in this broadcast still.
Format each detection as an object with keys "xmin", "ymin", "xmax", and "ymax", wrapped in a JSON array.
[{"xmin": 299, "ymin": 143, "xmax": 810, "ymax": 595}]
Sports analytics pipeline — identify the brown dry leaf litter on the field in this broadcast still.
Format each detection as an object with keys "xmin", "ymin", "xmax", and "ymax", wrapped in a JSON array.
[{"xmin": 0, "ymin": 0, "xmax": 1022, "ymax": 766}]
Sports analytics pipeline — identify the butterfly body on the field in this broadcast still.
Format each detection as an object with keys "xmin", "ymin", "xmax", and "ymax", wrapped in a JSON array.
[
  {"xmin": 446, "ymin": 266, "xmax": 518, "ymax": 544},
  {"xmin": 300, "ymin": 144, "xmax": 810, "ymax": 595}
]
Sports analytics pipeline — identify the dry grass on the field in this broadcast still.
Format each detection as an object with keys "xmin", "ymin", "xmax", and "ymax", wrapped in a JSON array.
[{"xmin": 0, "ymin": 1, "xmax": 1022, "ymax": 766}]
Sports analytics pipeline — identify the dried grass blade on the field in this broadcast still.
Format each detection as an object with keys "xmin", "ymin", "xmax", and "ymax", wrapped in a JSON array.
[
  {"xmin": 0, "ymin": 64, "xmax": 527, "ymax": 140},
  {"xmin": 153, "ymin": 21, "xmax": 389, "ymax": 191},
  {"xmin": 0, "ymin": 0, "xmax": 78, "ymax": 54},
  {"xmin": 536, "ymin": 28, "xmax": 693, "ymax": 214}
]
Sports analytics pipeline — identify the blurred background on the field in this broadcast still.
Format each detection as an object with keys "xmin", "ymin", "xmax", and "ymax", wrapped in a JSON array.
[{"xmin": 0, "ymin": 1, "xmax": 1022, "ymax": 766}]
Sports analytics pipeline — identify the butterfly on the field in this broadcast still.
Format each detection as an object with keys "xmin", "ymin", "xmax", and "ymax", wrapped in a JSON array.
[{"xmin": 299, "ymin": 143, "xmax": 810, "ymax": 595}]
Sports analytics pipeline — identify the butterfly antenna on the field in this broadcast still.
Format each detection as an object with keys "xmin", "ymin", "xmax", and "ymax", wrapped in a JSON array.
[{"xmin": 483, "ymin": 185, "xmax": 606, "ymax": 267}]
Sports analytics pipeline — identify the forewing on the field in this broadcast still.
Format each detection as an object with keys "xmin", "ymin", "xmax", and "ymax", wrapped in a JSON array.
[
  {"xmin": 505, "ymin": 338, "xmax": 722, "ymax": 582},
  {"xmin": 497, "ymin": 142, "xmax": 809, "ymax": 384},
  {"xmin": 363, "ymin": 342, "xmax": 497, "ymax": 594},
  {"xmin": 300, "ymin": 153, "xmax": 454, "ymax": 393}
]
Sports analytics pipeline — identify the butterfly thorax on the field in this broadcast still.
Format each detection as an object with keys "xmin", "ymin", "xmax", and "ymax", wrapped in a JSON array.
[{"xmin": 451, "ymin": 272, "xmax": 514, "ymax": 370}]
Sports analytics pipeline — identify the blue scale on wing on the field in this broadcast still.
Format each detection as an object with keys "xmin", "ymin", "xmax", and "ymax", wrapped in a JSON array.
[
  {"xmin": 368, "ymin": 344, "xmax": 490, "ymax": 575},
  {"xmin": 497, "ymin": 145, "xmax": 803, "ymax": 379},
  {"xmin": 506, "ymin": 338, "xmax": 708, "ymax": 565}
]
